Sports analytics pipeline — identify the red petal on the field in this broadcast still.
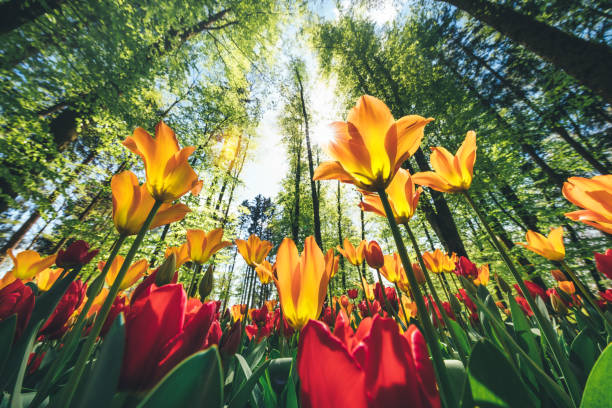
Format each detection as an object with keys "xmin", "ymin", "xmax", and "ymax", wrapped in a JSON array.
[
  {"xmin": 297, "ymin": 320, "xmax": 367, "ymax": 408},
  {"xmin": 404, "ymin": 325, "xmax": 441, "ymax": 408}
]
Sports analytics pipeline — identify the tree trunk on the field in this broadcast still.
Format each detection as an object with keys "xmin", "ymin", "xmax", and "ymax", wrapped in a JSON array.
[
  {"xmin": 337, "ymin": 181, "xmax": 346, "ymax": 290},
  {"xmin": 295, "ymin": 67, "xmax": 322, "ymax": 248},
  {"xmin": 0, "ymin": 0, "xmax": 66, "ymax": 35},
  {"xmin": 438, "ymin": 0, "xmax": 612, "ymax": 103},
  {"xmin": 291, "ymin": 136, "xmax": 302, "ymax": 243}
]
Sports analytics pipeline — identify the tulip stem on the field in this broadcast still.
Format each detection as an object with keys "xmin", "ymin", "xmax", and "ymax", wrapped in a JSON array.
[
  {"xmin": 58, "ymin": 200, "xmax": 163, "ymax": 408},
  {"xmin": 558, "ymin": 260, "xmax": 612, "ymax": 329},
  {"xmin": 187, "ymin": 263, "xmax": 203, "ymax": 297},
  {"xmin": 394, "ymin": 282, "xmax": 411, "ymax": 327},
  {"xmin": 404, "ymin": 223, "xmax": 468, "ymax": 364},
  {"xmin": 377, "ymin": 187, "xmax": 456, "ymax": 408},
  {"xmin": 356, "ymin": 265, "xmax": 373, "ymax": 316},
  {"xmin": 29, "ymin": 236, "xmax": 127, "ymax": 408},
  {"xmin": 462, "ymin": 191, "xmax": 581, "ymax": 406}
]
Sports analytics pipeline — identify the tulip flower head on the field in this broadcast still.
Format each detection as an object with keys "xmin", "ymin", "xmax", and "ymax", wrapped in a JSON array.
[
  {"xmin": 364, "ymin": 241, "xmax": 385, "ymax": 269},
  {"xmin": 255, "ymin": 260, "xmax": 274, "ymax": 284},
  {"xmin": 550, "ymin": 269, "xmax": 567, "ymax": 282},
  {"xmin": 594, "ymin": 249, "xmax": 612, "ymax": 280},
  {"xmin": 562, "ymin": 175, "xmax": 612, "ymax": 234},
  {"xmin": 379, "ymin": 253, "xmax": 406, "ymax": 285},
  {"xmin": 186, "ymin": 228, "xmax": 232, "ymax": 265},
  {"xmin": 337, "ymin": 238, "xmax": 366, "ymax": 266},
  {"xmin": 412, "ymin": 131, "xmax": 477, "ymax": 193},
  {"xmin": 0, "ymin": 279, "xmax": 35, "ymax": 339},
  {"xmin": 230, "ymin": 304, "xmax": 246, "ymax": 322},
  {"xmin": 558, "ymin": 281, "xmax": 575, "ymax": 295},
  {"xmin": 8, "ymin": 249, "xmax": 57, "ymax": 281},
  {"xmin": 347, "ymin": 288, "xmax": 359, "ymax": 299},
  {"xmin": 271, "ymin": 236, "xmax": 331, "ymax": 330},
  {"xmin": 360, "ymin": 168, "xmax": 422, "ymax": 224},
  {"xmin": 516, "ymin": 227, "xmax": 565, "ymax": 261},
  {"xmin": 40, "ymin": 280, "xmax": 86, "ymax": 339},
  {"xmin": 56, "ymin": 240, "xmax": 99, "ymax": 268},
  {"xmin": 313, "ymin": 95, "xmax": 433, "ymax": 191},
  {"xmin": 422, "ymin": 249, "xmax": 455, "ymax": 273},
  {"xmin": 122, "ymin": 121, "xmax": 203, "ymax": 203},
  {"xmin": 111, "ymin": 171, "xmax": 191, "ymax": 236},
  {"xmin": 36, "ymin": 268, "xmax": 63, "ymax": 291},
  {"xmin": 298, "ymin": 312, "xmax": 440, "ymax": 408},
  {"xmin": 164, "ymin": 243, "xmax": 190, "ymax": 269},
  {"xmin": 235, "ymin": 234, "xmax": 273, "ymax": 268},
  {"xmin": 473, "ymin": 264, "xmax": 489, "ymax": 286},
  {"xmin": 454, "ymin": 256, "xmax": 478, "ymax": 279},
  {"xmin": 100, "ymin": 256, "xmax": 149, "ymax": 291}
]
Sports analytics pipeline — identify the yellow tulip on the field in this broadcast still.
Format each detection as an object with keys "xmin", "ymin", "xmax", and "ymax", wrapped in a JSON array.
[
  {"xmin": 164, "ymin": 243, "xmax": 190, "ymax": 269},
  {"xmin": 255, "ymin": 260, "xmax": 274, "ymax": 284},
  {"xmin": 412, "ymin": 131, "xmax": 477, "ymax": 193},
  {"xmin": 516, "ymin": 227, "xmax": 565, "ymax": 261},
  {"xmin": 230, "ymin": 304, "xmax": 247, "ymax": 322},
  {"xmin": 361, "ymin": 277, "xmax": 376, "ymax": 300},
  {"xmin": 87, "ymin": 288, "xmax": 109, "ymax": 318},
  {"xmin": 379, "ymin": 253, "xmax": 406, "ymax": 285},
  {"xmin": 558, "ymin": 281, "xmax": 575, "ymax": 295},
  {"xmin": 422, "ymin": 249, "xmax": 456, "ymax": 273},
  {"xmin": 0, "ymin": 272, "xmax": 16, "ymax": 289},
  {"xmin": 271, "ymin": 236, "xmax": 331, "ymax": 330},
  {"xmin": 8, "ymin": 249, "xmax": 57, "ymax": 280},
  {"xmin": 336, "ymin": 238, "xmax": 366, "ymax": 266},
  {"xmin": 36, "ymin": 268, "xmax": 63, "ymax": 291},
  {"xmin": 122, "ymin": 121, "xmax": 203, "ymax": 202},
  {"xmin": 235, "ymin": 234, "xmax": 273, "ymax": 268},
  {"xmin": 100, "ymin": 256, "xmax": 149, "ymax": 291},
  {"xmin": 324, "ymin": 249, "xmax": 340, "ymax": 278},
  {"xmin": 264, "ymin": 299, "xmax": 277, "ymax": 312},
  {"xmin": 186, "ymin": 228, "xmax": 232, "ymax": 265},
  {"xmin": 473, "ymin": 264, "xmax": 489, "ymax": 286},
  {"xmin": 111, "ymin": 171, "xmax": 191, "ymax": 236},
  {"xmin": 562, "ymin": 175, "xmax": 612, "ymax": 234},
  {"xmin": 360, "ymin": 169, "xmax": 422, "ymax": 224},
  {"xmin": 313, "ymin": 95, "xmax": 433, "ymax": 192}
]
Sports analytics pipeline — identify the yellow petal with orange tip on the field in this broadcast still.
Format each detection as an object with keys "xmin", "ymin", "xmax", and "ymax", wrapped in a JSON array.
[
  {"xmin": 235, "ymin": 234, "xmax": 272, "ymax": 268},
  {"xmin": 255, "ymin": 260, "xmax": 274, "ymax": 284},
  {"xmin": 164, "ymin": 243, "xmax": 190, "ymax": 269},
  {"xmin": 36, "ymin": 268, "xmax": 63, "ymax": 291},
  {"xmin": 0, "ymin": 272, "xmax": 16, "ymax": 289},
  {"xmin": 312, "ymin": 161, "xmax": 354, "ymax": 184},
  {"xmin": 187, "ymin": 228, "xmax": 232, "ymax": 264},
  {"xmin": 558, "ymin": 281, "xmax": 575, "ymax": 295},
  {"xmin": 564, "ymin": 210, "xmax": 612, "ymax": 235},
  {"xmin": 516, "ymin": 227, "xmax": 565, "ymax": 261},
  {"xmin": 102, "ymin": 256, "xmax": 149, "ymax": 291}
]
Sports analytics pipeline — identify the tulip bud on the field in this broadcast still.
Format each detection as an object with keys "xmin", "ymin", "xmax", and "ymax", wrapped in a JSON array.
[
  {"xmin": 347, "ymin": 289, "xmax": 358, "ymax": 299},
  {"xmin": 199, "ymin": 265, "xmax": 214, "ymax": 300},
  {"xmin": 220, "ymin": 320, "xmax": 242, "ymax": 357},
  {"xmin": 364, "ymin": 241, "xmax": 384, "ymax": 269},
  {"xmin": 56, "ymin": 240, "xmax": 99, "ymax": 269},
  {"xmin": 494, "ymin": 273, "xmax": 512, "ymax": 294},
  {"xmin": 550, "ymin": 269, "xmax": 566, "ymax": 282},
  {"xmin": 87, "ymin": 273, "xmax": 105, "ymax": 299},
  {"xmin": 550, "ymin": 290, "xmax": 567, "ymax": 315},
  {"xmin": 340, "ymin": 295, "xmax": 349, "ymax": 308},
  {"xmin": 558, "ymin": 280, "xmax": 575, "ymax": 295},
  {"xmin": 155, "ymin": 253, "xmax": 177, "ymax": 286},
  {"xmin": 412, "ymin": 262, "xmax": 426, "ymax": 285}
]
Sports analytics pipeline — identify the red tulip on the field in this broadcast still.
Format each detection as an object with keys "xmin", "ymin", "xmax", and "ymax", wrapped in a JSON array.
[
  {"xmin": 56, "ymin": 240, "xmax": 99, "ymax": 268},
  {"xmin": 364, "ymin": 241, "xmax": 384, "ymax": 269},
  {"xmin": 245, "ymin": 305, "xmax": 272, "ymax": 343},
  {"xmin": 40, "ymin": 280, "xmax": 86, "ymax": 339},
  {"xmin": 454, "ymin": 256, "xmax": 478, "ymax": 279},
  {"xmin": 514, "ymin": 280, "xmax": 547, "ymax": 302},
  {"xmin": 358, "ymin": 299, "xmax": 382, "ymax": 317},
  {"xmin": 347, "ymin": 289, "xmax": 359, "ymax": 299},
  {"xmin": 298, "ymin": 312, "xmax": 440, "ymax": 408},
  {"xmin": 101, "ymin": 296, "xmax": 127, "ymax": 337},
  {"xmin": 220, "ymin": 320, "xmax": 242, "ymax": 356},
  {"xmin": 515, "ymin": 296, "xmax": 533, "ymax": 317},
  {"xmin": 594, "ymin": 249, "xmax": 612, "ymax": 280},
  {"xmin": 374, "ymin": 283, "xmax": 398, "ymax": 313},
  {"xmin": 0, "ymin": 279, "xmax": 34, "ymax": 339},
  {"xmin": 204, "ymin": 320, "xmax": 223, "ymax": 349},
  {"xmin": 119, "ymin": 284, "xmax": 217, "ymax": 390},
  {"xmin": 455, "ymin": 289, "xmax": 477, "ymax": 314},
  {"xmin": 273, "ymin": 308, "xmax": 294, "ymax": 338}
]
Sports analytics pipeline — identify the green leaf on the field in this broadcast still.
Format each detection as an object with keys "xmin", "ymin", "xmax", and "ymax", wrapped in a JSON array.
[
  {"xmin": 268, "ymin": 357, "xmax": 292, "ymax": 394},
  {"xmin": 73, "ymin": 314, "xmax": 125, "ymax": 408},
  {"xmin": 137, "ymin": 347, "xmax": 223, "ymax": 408},
  {"xmin": 444, "ymin": 359, "xmax": 466, "ymax": 401},
  {"xmin": 228, "ymin": 359, "xmax": 270, "ymax": 408},
  {"xmin": 467, "ymin": 339, "xmax": 534, "ymax": 408},
  {"xmin": 245, "ymin": 338, "xmax": 267, "ymax": 368},
  {"xmin": 570, "ymin": 329, "xmax": 599, "ymax": 383},
  {"xmin": 0, "ymin": 315, "xmax": 17, "ymax": 374},
  {"xmin": 580, "ymin": 343, "xmax": 612, "ymax": 408},
  {"xmin": 9, "ymin": 321, "xmax": 42, "ymax": 408},
  {"xmin": 507, "ymin": 294, "xmax": 542, "ymax": 392},
  {"xmin": 447, "ymin": 319, "xmax": 471, "ymax": 359}
]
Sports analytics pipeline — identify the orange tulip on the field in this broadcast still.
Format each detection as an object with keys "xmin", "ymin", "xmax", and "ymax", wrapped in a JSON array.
[
  {"xmin": 361, "ymin": 277, "xmax": 376, "ymax": 300},
  {"xmin": 364, "ymin": 241, "xmax": 385, "ymax": 269},
  {"xmin": 100, "ymin": 256, "xmax": 148, "ymax": 291},
  {"xmin": 422, "ymin": 249, "xmax": 456, "ymax": 273},
  {"xmin": 379, "ymin": 253, "xmax": 405, "ymax": 285},
  {"xmin": 337, "ymin": 238, "xmax": 366, "ymax": 266},
  {"xmin": 36, "ymin": 268, "xmax": 63, "ymax": 291},
  {"xmin": 562, "ymin": 175, "xmax": 612, "ymax": 234},
  {"xmin": 186, "ymin": 228, "xmax": 232, "ymax": 265},
  {"xmin": 87, "ymin": 288, "xmax": 109, "ymax": 318},
  {"xmin": 271, "ymin": 236, "xmax": 331, "ymax": 329},
  {"xmin": 550, "ymin": 269, "xmax": 567, "ymax": 282},
  {"xmin": 558, "ymin": 281, "xmax": 575, "ymax": 295},
  {"xmin": 235, "ymin": 235, "xmax": 273, "ymax": 268},
  {"xmin": 230, "ymin": 304, "xmax": 246, "ymax": 322},
  {"xmin": 255, "ymin": 260, "xmax": 274, "ymax": 284},
  {"xmin": 516, "ymin": 227, "xmax": 565, "ymax": 261},
  {"xmin": 324, "ymin": 249, "xmax": 340, "ymax": 278},
  {"xmin": 111, "ymin": 171, "xmax": 191, "ymax": 236},
  {"xmin": 264, "ymin": 299, "xmax": 278, "ymax": 312},
  {"xmin": 8, "ymin": 249, "xmax": 57, "ymax": 280},
  {"xmin": 0, "ymin": 272, "xmax": 16, "ymax": 289},
  {"xmin": 164, "ymin": 243, "xmax": 190, "ymax": 269},
  {"xmin": 412, "ymin": 131, "xmax": 477, "ymax": 193},
  {"xmin": 313, "ymin": 95, "xmax": 433, "ymax": 191},
  {"xmin": 122, "ymin": 121, "xmax": 203, "ymax": 202},
  {"xmin": 359, "ymin": 169, "xmax": 422, "ymax": 224}
]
